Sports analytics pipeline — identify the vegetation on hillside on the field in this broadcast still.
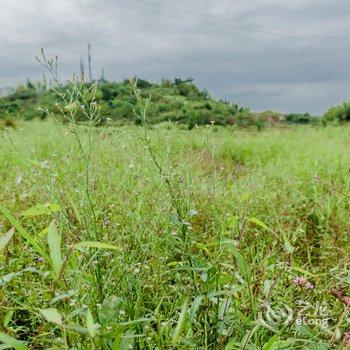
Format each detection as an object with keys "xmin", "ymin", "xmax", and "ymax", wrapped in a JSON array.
[{"xmin": 0, "ymin": 79, "xmax": 318, "ymax": 128}]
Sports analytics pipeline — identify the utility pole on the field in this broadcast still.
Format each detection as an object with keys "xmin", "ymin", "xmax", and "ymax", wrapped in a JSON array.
[
  {"xmin": 80, "ymin": 57, "xmax": 85, "ymax": 82},
  {"xmin": 101, "ymin": 67, "xmax": 105, "ymax": 82},
  {"xmin": 87, "ymin": 43, "xmax": 93, "ymax": 82}
]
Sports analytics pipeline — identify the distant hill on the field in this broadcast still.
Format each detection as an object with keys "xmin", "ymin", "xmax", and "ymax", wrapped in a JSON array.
[{"xmin": 0, "ymin": 78, "xmax": 317, "ymax": 128}]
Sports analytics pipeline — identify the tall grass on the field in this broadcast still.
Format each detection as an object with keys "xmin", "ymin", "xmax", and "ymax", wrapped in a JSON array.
[{"xmin": 0, "ymin": 77, "xmax": 350, "ymax": 348}]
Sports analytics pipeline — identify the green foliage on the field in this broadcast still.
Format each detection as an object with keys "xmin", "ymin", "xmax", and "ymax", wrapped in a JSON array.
[
  {"xmin": 1, "ymin": 78, "xmax": 327, "ymax": 129},
  {"xmin": 322, "ymin": 101, "xmax": 350, "ymax": 124},
  {"xmin": 284, "ymin": 112, "xmax": 317, "ymax": 124},
  {"xmin": 0, "ymin": 68, "xmax": 348, "ymax": 347},
  {"xmin": 1, "ymin": 119, "xmax": 350, "ymax": 348},
  {"xmin": 0, "ymin": 78, "xmax": 260, "ymax": 127}
]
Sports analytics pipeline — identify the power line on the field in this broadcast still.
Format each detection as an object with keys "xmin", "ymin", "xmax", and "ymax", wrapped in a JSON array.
[
  {"xmin": 99, "ymin": 0, "xmax": 187, "ymax": 22},
  {"xmin": 97, "ymin": 0, "xmax": 337, "ymax": 44},
  {"xmin": 242, "ymin": 0, "xmax": 323, "ymax": 21},
  {"xmin": 152, "ymin": 0, "xmax": 338, "ymax": 42},
  {"xmin": 100, "ymin": 0, "xmax": 301, "ymax": 40}
]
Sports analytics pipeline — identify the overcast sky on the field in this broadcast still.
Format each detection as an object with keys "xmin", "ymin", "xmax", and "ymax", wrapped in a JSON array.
[{"xmin": 0, "ymin": 0, "xmax": 349, "ymax": 114}]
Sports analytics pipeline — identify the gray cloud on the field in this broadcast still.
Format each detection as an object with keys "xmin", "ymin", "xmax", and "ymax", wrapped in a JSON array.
[{"xmin": 0, "ymin": 0, "xmax": 349, "ymax": 114}]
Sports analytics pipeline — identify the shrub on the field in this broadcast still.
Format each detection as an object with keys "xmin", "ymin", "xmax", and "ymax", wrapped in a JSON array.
[
  {"xmin": 117, "ymin": 101, "xmax": 134, "ymax": 119},
  {"xmin": 285, "ymin": 112, "xmax": 317, "ymax": 124},
  {"xmin": 161, "ymin": 79, "xmax": 172, "ymax": 88},
  {"xmin": 323, "ymin": 102, "xmax": 350, "ymax": 124}
]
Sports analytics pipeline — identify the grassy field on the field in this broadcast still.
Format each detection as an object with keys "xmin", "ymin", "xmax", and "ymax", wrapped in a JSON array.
[{"xmin": 0, "ymin": 119, "xmax": 350, "ymax": 349}]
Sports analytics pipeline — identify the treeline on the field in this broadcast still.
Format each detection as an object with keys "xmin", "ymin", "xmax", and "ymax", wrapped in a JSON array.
[{"xmin": 0, "ymin": 78, "xmax": 321, "ymax": 128}]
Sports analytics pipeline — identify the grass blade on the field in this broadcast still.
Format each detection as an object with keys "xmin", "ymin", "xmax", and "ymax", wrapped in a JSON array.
[
  {"xmin": 39, "ymin": 308, "xmax": 63, "ymax": 325},
  {"xmin": 86, "ymin": 308, "xmax": 98, "ymax": 338},
  {"xmin": 0, "ymin": 332, "xmax": 27, "ymax": 350},
  {"xmin": 0, "ymin": 228, "xmax": 14, "ymax": 251},
  {"xmin": 73, "ymin": 241, "xmax": 120, "ymax": 250},
  {"xmin": 47, "ymin": 221, "xmax": 63, "ymax": 279},
  {"xmin": 249, "ymin": 217, "xmax": 268, "ymax": 230},
  {"xmin": 222, "ymin": 241, "xmax": 251, "ymax": 284},
  {"xmin": 0, "ymin": 205, "xmax": 48, "ymax": 259},
  {"xmin": 21, "ymin": 203, "xmax": 61, "ymax": 217},
  {"xmin": 172, "ymin": 298, "xmax": 189, "ymax": 345}
]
